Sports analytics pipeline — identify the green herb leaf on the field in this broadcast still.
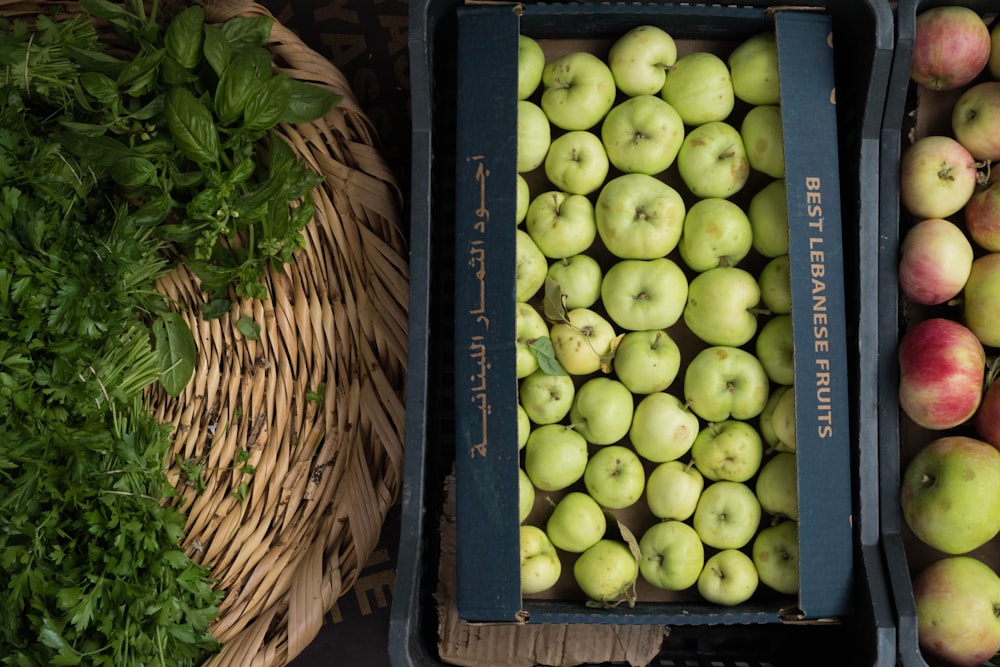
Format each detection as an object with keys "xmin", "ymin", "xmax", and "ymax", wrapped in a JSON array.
[
  {"xmin": 152, "ymin": 311, "xmax": 196, "ymax": 396},
  {"xmin": 165, "ymin": 87, "xmax": 220, "ymax": 166},
  {"xmin": 220, "ymin": 16, "xmax": 274, "ymax": 51},
  {"xmin": 202, "ymin": 24, "xmax": 232, "ymax": 77},
  {"xmin": 164, "ymin": 6, "xmax": 204, "ymax": 70},
  {"xmin": 236, "ymin": 315, "xmax": 260, "ymax": 340},
  {"xmin": 244, "ymin": 73, "xmax": 292, "ymax": 131},
  {"xmin": 281, "ymin": 80, "xmax": 342, "ymax": 124}
]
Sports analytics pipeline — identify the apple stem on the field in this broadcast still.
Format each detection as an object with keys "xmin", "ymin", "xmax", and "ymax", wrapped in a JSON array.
[
  {"xmin": 719, "ymin": 147, "xmax": 736, "ymax": 160},
  {"xmin": 748, "ymin": 307, "xmax": 773, "ymax": 316},
  {"xmin": 920, "ymin": 472, "xmax": 936, "ymax": 489},
  {"xmin": 708, "ymin": 421, "xmax": 721, "ymax": 435}
]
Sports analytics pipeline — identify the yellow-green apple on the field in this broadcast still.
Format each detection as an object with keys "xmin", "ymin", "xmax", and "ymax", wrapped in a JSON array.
[
  {"xmin": 518, "ymin": 467, "xmax": 535, "ymax": 523},
  {"xmin": 549, "ymin": 307, "xmax": 618, "ymax": 375},
  {"xmin": 607, "ymin": 24, "xmax": 677, "ymax": 97},
  {"xmin": 544, "ymin": 130, "xmax": 610, "ymax": 196},
  {"xmin": 683, "ymin": 346, "xmax": 770, "ymax": 422},
  {"xmin": 698, "ymin": 549, "xmax": 759, "ymax": 606},
  {"xmin": 520, "ymin": 524, "xmax": 562, "ymax": 594},
  {"xmin": 913, "ymin": 556, "xmax": 1000, "ymax": 667},
  {"xmin": 758, "ymin": 255, "xmax": 791, "ymax": 315},
  {"xmin": 911, "ymin": 5, "xmax": 990, "ymax": 91},
  {"xmin": 516, "ymin": 301, "xmax": 550, "ymax": 379},
  {"xmin": 600, "ymin": 257, "xmax": 688, "ymax": 331},
  {"xmin": 541, "ymin": 51, "xmax": 617, "ymax": 131},
  {"xmin": 525, "ymin": 190, "xmax": 597, "ymax": 259},
  {"xmin": 574, "ymin": 539, "xmax": 639, "ymax": 603},
  {"xmin": 691, "ymin": 420, "xmax": 764, "ymax": 483},
  {"xmin": 660, "ymin": 51, "xmax": 735, "ymax": 126},
  {"xmin": 516, "ymin": 228, "xmax": 548, "ymax": 302},
  {"xmin": 676, "ymin": 120, "xmax": 750, "ymax": 199},
  {"xmin": 678, "ymin": 197, "xmax": 753, "ymax": 272},
  {"xmin": 899, "ymin": 135, "xmax": 979, "ymax": 220},
  {"xmin": 759, "ymin": 385, "xmax": 792, "ymax": 450},
  {"xmin": 600, "ymin": 95, "xmax": 684, "ymax": 175},
  {"xmin": 728, "ymin": 31, "xmax": 780, "ymax": 106},
  {"xmin": 991, "ymin": 21, "xmax": 1000, "ymax": 79},
  {"xmin": 517, "ymin": 100, "xmax": 551, "ymax": 173},
  {"xmin": 518, "ymin": 404, "xmax": 530, "ymax": 450},
  {"xmin": 569, "ymin": 377, "xmax": 634, "ymax": 445},
  {"xmin": 523, "ymin": 423, "xmax": 589, "ymax": 492},
  {"xmin": 518, "ymin": 34, "xmax": 545, "ymax": 101},
  {"xmin": 901, "ymin": 435, "xmax": 1000, "ymax": 554},
  {"xmin": 516, "ymin": 173, "xmax": 530, "ymax": 224},
  {"xmin": 898, "ymin": 218, "xmax": 974, "ymax": 305},
  {"xmin": 693, "ymin": 480, "xmax": 762, "ymax": 550},
  {"xmin": 952, "ymin": 82, "xmax": 1000, "ymax": 161},
  {"xmin": 629, "ymin": 391, "xmax": 699, "ymax": 463},
  {"xmin": 684, "ymin": 266, "xmax": 760, "ymax": 347},
  {"xmin": 519, "ymin": 368, "xmax": 575, "ymax": 425},
  {"xmin": 546, "ymin": 254, "xmax": 603, "ymax": 310},
  {"xmin": 898, "ymin": 317, "xmax": 985, "ymax": 430},
  {"xmin": 583, "ymin": 444, "xmax": 646, "ymax": 510},
  {"xmin": 964, "ymin": 182, "xmax": 1000, "ymax": 252},
  {"xmin": 755, "ymin": 452, "xmax": 798, "ymax": 520},
  {"xmin": 639, "ymin": 520, "xmax": 704, "ymax": 592},
  {"xmin": 964, "ymin": 253, "xmax": 1000, "ymax": 347},
  {"xmin": 755, "ymin": 314, "xmax": 795, "ymax": 386},
  {"xmin": 769, "ymin": 385, "xmax": 797, "ymax": 454},
  {"xmin": 595, "ymin": 173, "xmax": 686, "ymax": 259},
  {"xmin": 613, "ymin": 329, "xmax": 682, "ymax": 395},
  {"xmin": 645, "ymin": 460, "xmax": 704, "ymax": 521},
  {"xmin": 752, "ymin": 520, "xmax": 799, "ymax": 595},
  {"xmin": 546, "ymin": 491, "xmax": 607, "ymax": 553},
  {"xmin": 740, "ymin": 104, "xmax": 784, "ymax": 179},
  {"xmin": 748, "ymin": 179, "xmax": 788, "ymax": 258}
]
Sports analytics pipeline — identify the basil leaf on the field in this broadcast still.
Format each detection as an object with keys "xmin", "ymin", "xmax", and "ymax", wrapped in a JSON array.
[
  {"xmin": 202, "ymin": 299, "xmax": 232, "ymax": 321},
  {"xmin": 110, "ymin": 156, "xmax": 156, "ymax": 187},
  {"xmin": 117, "ymin": 48, "xmax": 164, "ymax": 96},
  {"xmin": 164, "ymin": 5, "xmax": 204, "ymax": 70},
  {"xmin": 220, "ymin": 16, "xmax": 274, "ymax": 51},
  {"xmin": 165, "ymin": 87, "xmax": 220, "ymax": 166},
  {"xmin": 236, "ymin": 316, "xmax": 260, "ymax": 340},
  {"xmin": 214, "ymin": 49, "xmax": 270, "ymax": 126},
  {"xmin": 79, "ymin": 72, "xmax": 117, "ymax": 103},
  {"xmin": 203, "ymin": 24, "xmax": 232, "ymax": 77},
  {"xmin": 79, "ymin": 0, "xmax": 132, "ymax": 21},
  {"xmin": 131, "ymin": 194, "xmax": 174, "ymax": 227},
  {"xmin": 153, "ymin": 312, "xmax": 196, "ymax": 397},
  {"xmin": 244, "ymin": 73, "xmax": 292, "ymax": 131},
  {"xmin": 281, "ymin": 80, "xmax": 342, "ymax": 124}
]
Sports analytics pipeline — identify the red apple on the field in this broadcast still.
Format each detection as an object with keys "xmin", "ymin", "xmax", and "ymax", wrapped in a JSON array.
[
  {"xmin": 976, "ymin": 372, "xmax": 1000, "ymax": 449},
  {"xmin": 964, "ymin": 182, "xmax": 1000, "ymax": 252},
  {"xmin": 953, "ymin": 82, "xmax": 1000, "ymax": 161},
  {"xmin": 911, "ymin": 5, "xmax": 991, "ymax": 91},
  {"xmin": 898, "ymin": 218, "xmax": 974, "ymax": 305},
  {"xmin": 899, "ymin": 135, "xmax": 979, "ymax": 220},
  {"xmin": 898, "ymin": 317, "xmax": 986, "ymax": 430}
]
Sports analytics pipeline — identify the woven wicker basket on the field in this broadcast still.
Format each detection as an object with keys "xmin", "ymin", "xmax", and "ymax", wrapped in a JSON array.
[{"xmin": 1, "ymin": 1, "xmax": 409, "ymax": 665}]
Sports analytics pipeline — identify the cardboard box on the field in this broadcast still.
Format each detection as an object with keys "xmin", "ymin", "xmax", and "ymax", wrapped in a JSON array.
[{"xmin": 452, "ymin": 2, "xmax": 852, "ymax": 625}]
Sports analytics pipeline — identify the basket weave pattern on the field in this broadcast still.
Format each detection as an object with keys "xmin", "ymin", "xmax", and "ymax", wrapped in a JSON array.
[{"xmin": 2, "ymin": 1, "xmax": 409, "ymax": 664}]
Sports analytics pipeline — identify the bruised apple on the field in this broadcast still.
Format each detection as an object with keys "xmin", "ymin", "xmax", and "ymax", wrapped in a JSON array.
[
  {"xmin": 911, "ymin": 5, "xmax": 990, "ymax": 91},
  {"xmin": 898, "ymin": 218, "xmax": 974, "ymax": 305},
  {"xmin": 898, "ymin": 318, "xmax": 985, "ymax": 431}
]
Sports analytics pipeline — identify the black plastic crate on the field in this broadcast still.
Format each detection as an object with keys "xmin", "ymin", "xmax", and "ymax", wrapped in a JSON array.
[{"xmin": 393, "ymin": 0, "xmax": 895, "ymax": 664}]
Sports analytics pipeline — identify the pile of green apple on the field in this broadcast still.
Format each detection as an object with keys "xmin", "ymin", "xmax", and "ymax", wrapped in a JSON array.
[
  {"xmin": 894, "ymin": 6, "xmax": 1000, "ymax": 667},
  {"xmin": 513, "ymin": 25, "xmax": 802, "ymax": 609}
]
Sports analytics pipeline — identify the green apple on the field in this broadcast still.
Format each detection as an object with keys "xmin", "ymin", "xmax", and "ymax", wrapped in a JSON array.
[
  {"xmin": 600, "ymin": 95, "xmax": 685, "ymax": 175},
  {"xmin": 523, "ymin": 423, "xmax": 589, "ymax": 492},
  {"xmin": 758, "ymin": 254, "xmax": 792, "ymax": 315},
  {"xmin": 546, "ymin": 491, "xmax": 607, "ymax": 553},
  {"xmin": 964, "ymin": 253, "xmax": 1000, "ymax": 347},
  {"xmin": 752, "ymin": 520, "xmax": 799, "ymax": 595},
  {"xmin": 676, "ymin": 120, "xmax": 750, "ymax": 199},
  {"xmin": 759, "ymin": 385, "xmax": 790, "ymax": 450},
  {"xmin": 595, "ymin": 172, "xmax": 686, "ymax": 259},
  {"xmin": 683, "ymin": 266, "xmax": 760, "ymax": 347},
  {"xmin": 748, "ymin": 179, "xmax": 789, "ymax": 258},
  {"xmin": 728, "ymin": 31, "xmax": 780, "ymax": 106},
  {"xmin": 549, "ymin": 307, "xmax": 618, "ymax": 376},
  {"xmin": 516, "ymin": 228, "xmax": 548, "ymax": 302},
  {"xmin": 613, "ymin": 329, "xmax": 682, "ymax": 395},
  {"xmin": 518, "ymin": 34, "xmax": 545, "ymax": 101},
  {"xmin": 769, "ymin": 386, "xmax": 796, "ymax": 453},
  {"xmin": 518, "ymin": 403, "xmax": 531, "ymax": 450},
  {"xmin": 693, "ymin": 480, "xmax": 762, "ymax": 550},
  {"xmin": 901, "ymin": 435, "xmax": 1000, "ymax": 555},
  {"xmin": 660, "ymin": 51, "xmax": 735, "ymax": 126},
  {"xmin": 691, "ymin": 420, "xmax": 764, "ymax": 483},
  {"xmin": 574, "ymin": 539, "xmax": 639, "ymax": 603},
  {"xmin": 518, "ymin": 467, "xmax": 535, "ymax": 523},
  {"xmin": 698, "ymin": 549, "xmax": 759, "ymax": 606},
  {"xmin": 607, "ymin": 24, "xmax": 677, "ymax": 96},
  {"xmin": 525, "ymin": 190, "xmax": 597, "ymax": 259},
  {"xmin": 570, "ymin": 377, "xmax": 634, "ymax": 446},
  {"xmin": 755, "ymin": 314, "xmax": 795, "ymax": 386},
  {"xmin": 517, "ymin": 100, "xmax": 551, "ymax": 174},
  {"xmin": 600, "ymin": 257, "xmax": 688, "ymax": 331},
  {"xmin": 544, "ymin": 130, "xmax": 610, "ymax": 196},
  {"xmin": 520, "ymin": 524, "xmax": 562, "ymax": 594},
  {"xmin": 519, "ymin": 368, "xmax": 575, "ymax": 425},
  {"xmin": 678, "ymin": 197, "xmax": 753, "ymax": 272},
  {"xmin": 683, "ymin": 346, "xmax": 770, "ymax": 422},
  {"xmin": 584, "ymin": 444, "xmax": 646, "ymax": 510},
  {"xmin": 755, "ymin": 452, "xmax": 798, "ymax": 520},
  {"xmin": 639, "ymin": 520, "xmax": 704, "ymax": 591},
  {"xmin": 740, "ymin": 104, "xmax": 784, "ymax": 179},
  {"xmin": 629, "ymin": 391, "xmax": 699, "ymax": 463},
  {"xmin": 645, "ymin": 460, "xmax": 704, "ymax": 521},
  {"xmin": 541, "ymin": 51, "xmax": 617, "ymax": 131},
  {"xmin": 547, "ymin": 254, "xmax": 603, "ymax": 310},
  {"xmin": 516, "ymin": 173, "xmax": 530, "ymax": 225},
  {"xmin": 516, "ymin": 301, "xmax": 550, "ymax": 379}
]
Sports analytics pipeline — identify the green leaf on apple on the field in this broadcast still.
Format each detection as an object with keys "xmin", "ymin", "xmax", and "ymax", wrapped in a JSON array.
[
  {"xmin": 583, "ymin": 514, "xmax": 640, "ymax": 609},
  {"xmin": 543, "ymin": 276, "xmax": 572, "ymax": 324},
  {"xmin": 529, "ymin": 337, "xmax": 569, "ymax": 376}
]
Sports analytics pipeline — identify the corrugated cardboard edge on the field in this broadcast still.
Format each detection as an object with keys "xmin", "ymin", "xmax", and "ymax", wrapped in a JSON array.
[{"xmin": 436, "ymin": 473, "xmax": 668, "ymax": 667}]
